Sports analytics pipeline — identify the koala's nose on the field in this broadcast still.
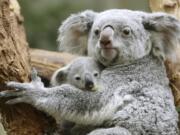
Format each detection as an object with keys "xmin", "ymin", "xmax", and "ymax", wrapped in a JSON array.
[
  {"xmin": 85, "ymin": 73, "xmax": 94, "ymax": 90},
  {"xmin": 100, "ymin": 26, "xmax": 114, "ymax": 48}
]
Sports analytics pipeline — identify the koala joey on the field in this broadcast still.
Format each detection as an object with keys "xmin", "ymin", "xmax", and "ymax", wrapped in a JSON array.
[
  {"xmin": 51, "ymin": 57, "xmax": 103, "ymax": 91},
  {"xmin": 1, "ymin": 9, "xmax": 180, "ymax": 135}
]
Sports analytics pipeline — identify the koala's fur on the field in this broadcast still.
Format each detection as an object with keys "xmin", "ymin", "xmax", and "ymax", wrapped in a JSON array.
[
  {"xmin": 51, "ymin": 57, "xmax": 103, "ymax": 91},
  {"xmin": 51, "ymin": 57, "xmax": 104, "ymax": 134},
  {"xmin": 2, "ymin": 9, "xmax": 180, "ymax": 135},
  {"xmin": 57, "ymin": 10, "xmax": 97, "ymax": 55}
]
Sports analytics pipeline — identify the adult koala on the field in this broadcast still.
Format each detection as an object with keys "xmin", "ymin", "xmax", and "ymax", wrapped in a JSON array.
[{"xmin": 1, "ymin": 9, "xmax": 180, "ymax": 135}]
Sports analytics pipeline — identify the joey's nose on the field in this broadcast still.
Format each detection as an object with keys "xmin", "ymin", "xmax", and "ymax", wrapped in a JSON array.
[
  {"xmin": 85, "ymin": 74, "xmax": 94, "ymax": 90},
  {"xmin": 85, "ymin": 80, "xmax": 94, "ymax": 90},
  {"xmin": 100, "ymin": 26, "xmax": 114, "ymax": 48}
]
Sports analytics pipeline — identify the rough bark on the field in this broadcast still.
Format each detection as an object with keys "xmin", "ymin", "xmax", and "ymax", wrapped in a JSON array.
[{"xmin": 0, "ymin": 0, "xmax": 56, "ymax": 134}]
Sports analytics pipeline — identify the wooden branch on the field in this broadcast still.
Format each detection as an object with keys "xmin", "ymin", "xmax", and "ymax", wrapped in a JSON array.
[{"xmin": 30, "ymin": 48, "xmax": 77, "ymax": 80}]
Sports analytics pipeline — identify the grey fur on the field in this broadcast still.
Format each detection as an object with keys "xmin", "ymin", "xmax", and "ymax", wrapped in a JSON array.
[
  {"xmin": 3, "ymin": 56, "xmax": 178, "ymax": 135},
  {"xmin": 58, "ymin": 10, "xmax": 97, "ymax": 55},
  {"xmin": 50, "ymin": 57, "xmax": 104, "ymax": 134},
  {"xmin": 51, "ymin": 57, "xmax": 103, "ymax": 91},
  {"xmin": 1, "ymin": 9, "xmax": 180, "ymax": 135}
]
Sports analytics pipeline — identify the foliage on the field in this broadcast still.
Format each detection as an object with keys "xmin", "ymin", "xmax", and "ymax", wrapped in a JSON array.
[{"xmin": 19, "ymin": 0, "xmax": 149, "ymax": 51}]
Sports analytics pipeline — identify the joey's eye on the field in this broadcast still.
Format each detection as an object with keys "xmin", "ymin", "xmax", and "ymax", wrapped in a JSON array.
[
  {"xmin": 122, "ymin": 27, "xmax": 131, "ymax": 36},
  {"xmin": 94, "ymin": 72, "xmax": 99, "ymax": 77},
  {"xmin": 94, "ymin": 29, "xmax": 100, "ymax": 36},
  {"xmin": 75, "ymin": 76, "xmax": 81, "ymax": 81}
]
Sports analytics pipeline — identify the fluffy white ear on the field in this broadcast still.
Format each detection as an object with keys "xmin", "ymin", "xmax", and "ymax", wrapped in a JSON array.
[
  {"xmin": 50, "ymin": 66, "xmax": 69, "ymax": 86},
  {"xmin": 57, "ymin": 10, "xmax": 97, "ymax": 56},
  {"xmin": 142, "ymin": 13, "xmax": 180, "ymax": 62}
]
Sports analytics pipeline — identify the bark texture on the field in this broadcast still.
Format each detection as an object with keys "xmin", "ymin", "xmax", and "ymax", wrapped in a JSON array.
[{"xmin": 0, "ymin": 0, "xmax": 56, "ymax": 134}]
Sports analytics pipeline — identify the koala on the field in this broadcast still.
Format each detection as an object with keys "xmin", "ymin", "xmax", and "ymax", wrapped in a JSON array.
[
  {"xmin": 1, "ymin": 9, "xmax": 180, "ymax": 135},
  {"xmin": 51, "ymin": 57, "xmax": 104, "ymax": 134},
  {"xmin": 51, "ymin": 57, "xmax": 103, "ymax": 91}
]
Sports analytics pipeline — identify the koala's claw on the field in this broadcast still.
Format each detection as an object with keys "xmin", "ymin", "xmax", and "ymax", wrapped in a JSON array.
[
  {"xmin": 0, "ymin": 90, "xmax": 23, "ymax": 98},
  {"xmin": 31, "ymin": 68, "xmax": 41, "ymax": 82},
  {"xmin": 31, "ymin": 68, "xmax": 38, "ymax": 80},
  {"xmin": 6, "ymin": 97, "xmax": 26, "ymax": 105},
  {"xmin": 31, "ymin": 68, "xmax": 44, "ymax": 88},
  {"xmin": 7, "ymin": 81, "xmax": 34, "ymax": 90},
  {"xmin": 6, "ymin": 69, "xmax": 45, "ymax": 91}
]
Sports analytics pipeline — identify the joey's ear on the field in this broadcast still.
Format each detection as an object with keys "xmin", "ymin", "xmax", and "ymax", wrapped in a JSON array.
[
  {"xmin": 57, "ymin": 10, "xmax": 97, "ymax": 56},
  {"xmin": 50, "ymin": 66, "xmax": 69, "ymax": 86},
  {"xmin": 142, "ymin": 13, "xmax": 180, "ymax": 62}
]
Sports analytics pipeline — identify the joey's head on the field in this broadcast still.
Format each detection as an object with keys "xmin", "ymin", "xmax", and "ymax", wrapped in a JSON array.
[
  {"xmin": 51, "ymin": 57, "xmax": 102, "ymax": 91},
  {"xmin": 59, "ymin": 9, "xmax": 180, "ymax": 66}
]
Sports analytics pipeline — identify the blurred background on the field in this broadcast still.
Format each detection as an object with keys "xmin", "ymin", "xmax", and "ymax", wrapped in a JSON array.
[{"xmin": 19, "ymin": 0, "xmax": 150, "ymax": 51}]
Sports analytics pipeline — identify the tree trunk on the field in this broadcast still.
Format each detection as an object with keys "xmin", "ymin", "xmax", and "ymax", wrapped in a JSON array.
[{"xmin": 0, "ymin": 0, "xmax": 56, "ymax": 134}]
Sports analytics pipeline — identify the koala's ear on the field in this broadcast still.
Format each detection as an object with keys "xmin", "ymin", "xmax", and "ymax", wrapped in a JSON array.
[
  {"xmin": 142, "ymin": 13, "xmax": 180, "ymax": 62},
  {"xmin": 50, "ymin": 66, "xmax": 68, "ymax": 86},
  {"xmin": 57, "ymin": 10, "xmax": 97, "ymax": 56}
]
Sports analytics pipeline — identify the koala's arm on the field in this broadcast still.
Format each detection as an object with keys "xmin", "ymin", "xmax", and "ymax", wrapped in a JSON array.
[{"xmin": 1, "ymin": 73, "xmax": 120, "ymax": 125}]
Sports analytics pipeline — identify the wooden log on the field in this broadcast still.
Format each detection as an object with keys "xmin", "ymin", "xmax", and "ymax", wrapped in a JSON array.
[
  {"xmin": 30, "ymin": 48, "xmax": 77, "ymax": 81},
  {"xmin": 0, "ymin": 0, "xmax": 57, "ymax": 134}
]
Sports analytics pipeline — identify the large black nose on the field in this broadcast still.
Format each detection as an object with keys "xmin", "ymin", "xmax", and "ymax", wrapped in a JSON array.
[{"xmin": 85, "ymin": 73, "xmax": 94, "ymax": 90}]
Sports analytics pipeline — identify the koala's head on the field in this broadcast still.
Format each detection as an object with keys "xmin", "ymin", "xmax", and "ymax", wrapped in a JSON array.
[
  {"xmin": 58, "ymin": 9, "xmax": 180, "ymax": 66},
  {"xmin": 51, "ymin": 57, "xmax": 102, "ymax": 91}
]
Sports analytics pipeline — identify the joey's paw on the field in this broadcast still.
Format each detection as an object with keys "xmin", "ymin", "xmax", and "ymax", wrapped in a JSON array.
[
  {"xmin": 0, "ymin": 89, "xmax": 30, "ymax": 104},
  {"xmin": 31, "ymin": 68, "xmax": 44, "ymax": 88},
  {"xmin": 6, "ymin": 69, "xmax": 45, "ymax": 91},
  {"xmin": 7, "ymin": 81, "xmax": 34, "ymax": 90},
  {"xmin": 5, "ymin": 97, "xmax": 28, "ymax": 105},
  {"xmin": 0, "ymin": 89, "xmax": 23, "ymax": 98}
]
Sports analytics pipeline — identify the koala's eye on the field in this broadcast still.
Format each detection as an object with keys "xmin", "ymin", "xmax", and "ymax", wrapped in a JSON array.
[
  {"xmin": 122, "ymin": 27, "xmax": 131, "ymax": 37},
  {"xmin": 75, "ymin": 76, "xmax": 81, "ymax": 81},
  {"xmin": 94, "ymin": 72, "xmax": 99, "ymax": 77},
  {"xmin": 94, "ymin": 29, "xmax": 100, "ymax": 36}
]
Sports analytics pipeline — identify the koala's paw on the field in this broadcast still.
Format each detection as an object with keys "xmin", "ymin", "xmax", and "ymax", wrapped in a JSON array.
[
  {"xmin": 30, "ymin": 68, "xmax": 45, "ymax": 89},
  {"xmin": 0, "ymin": 68, "xmax": 45, "ymax": 105},
  {"xmin": 0, "ymin": 88, "xmax": 33, "ymax": 105},
  {"xmin": 7, "ymin": 68, "xmax": 45, "ymax": 91}
]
